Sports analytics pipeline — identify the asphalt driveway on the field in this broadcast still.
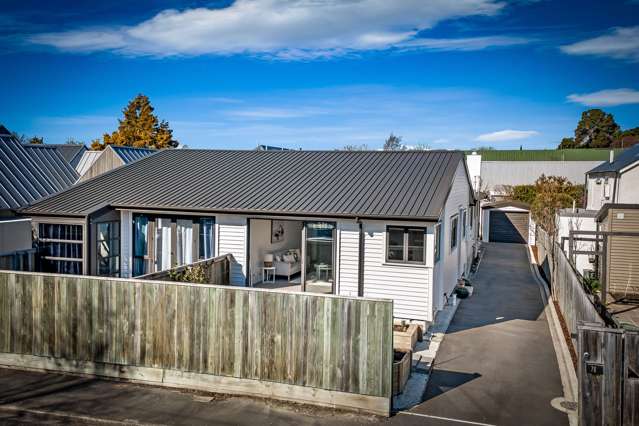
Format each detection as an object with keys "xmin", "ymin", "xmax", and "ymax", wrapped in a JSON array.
[{"xmin": 409, "ymin": 242, "xmax": 568, "ymax": 425}]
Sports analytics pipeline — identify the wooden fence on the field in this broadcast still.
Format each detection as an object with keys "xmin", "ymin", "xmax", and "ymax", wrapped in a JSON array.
[
  {"xmin": 137, "ymin": 254, "xmax": 232, "ymax": 285},
  {"xmin": 0, "ymin": 270, "xmax": 393, "ymax": 415},
  {"xmin": 0, "ymin": 249, "xmax": 36, "ymax": 272},
  {"xmin": 578, "ymin": 324, "xmax": 639, "ymax": 425},
  {"xmin": 535, "ymin": 227, "xmax": 605, "ymax": 353}
]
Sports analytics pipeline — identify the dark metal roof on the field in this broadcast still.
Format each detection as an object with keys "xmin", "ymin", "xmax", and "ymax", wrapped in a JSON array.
[
  {"xmin": 588, "ymin": 144, "xmax": 639, "ymax": 174},
  {"xmin": 595, "ymin": 203, "xmax": 639, "ymax": 222},
  {"xmin": 21, "ymin": 149, "xmax": 467, "ymax": 220},
  {"xmin": 22, "ymin": 145, "xmax": 79, "ymax": 188},
  {"xmin": 0, "ymin": 127, "xmax": 77, "ymax": 211},
  {"xmin": 110, "ymin": 146, "xmax": 156, "ymax": 164},
  {"xmin": 33, "ymin": 144, "xmax": 87, "ymax": 167}
]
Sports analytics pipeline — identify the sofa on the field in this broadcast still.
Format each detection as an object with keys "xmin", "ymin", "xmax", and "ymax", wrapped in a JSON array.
[{"xmin": 272, "ymin": 248, "xmax": 301, "ymax": 281}]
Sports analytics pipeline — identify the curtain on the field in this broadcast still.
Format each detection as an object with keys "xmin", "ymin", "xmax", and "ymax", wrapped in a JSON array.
[
  {"xmin": 200, "ymin": 218, "xmax": 214, "ymax": 259},
  {"xmin": 177, "ymin": 219, "xmax": 193, "ymax": 266},
  {"xmin": 133, "ymin": 216, "xmax": 148, "ymax": 276},
  {"xmin": 156, "ymin": 218, "xmax": 172, "ymax": 271}
]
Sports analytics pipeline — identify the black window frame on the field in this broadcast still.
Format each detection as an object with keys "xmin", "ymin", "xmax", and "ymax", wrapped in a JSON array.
[
  {"xmin": 434, "ymin": 223, "xmax": 442, "ymax": 262},
  {"xmin": 461, "ymin": 209, "xmax": 467, "ymax": 238},
  {"xmin": 385, "ymin": 226, "xmax": 426, "ymax": 265},
  {"xmin": 96, "ymin": 221, "xmax": 120, "ymax": 277},
  {"xmin": 37, "ymin": 223, "xmax": 84, "ymax": 275},
  {"xmin": 450, "ymin": 214, "xmax": 459, "ymax": 251}
]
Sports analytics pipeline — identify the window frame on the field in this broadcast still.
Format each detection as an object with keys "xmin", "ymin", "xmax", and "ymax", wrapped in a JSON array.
[
  {"xmin": 434, "ymin": 223, "xmax": 442, "ymax": 262},
  {"xmin": 96, "ymin": 221, "xmax": 120, "ymax": 277},
  {"xmin": 37, "ymin": 222, "xmax": 84, "ymax": 275},
  {"xmin": 450, "ymin": 214, "xmax": 459, "ymax": 251},
  {"xmin": 461, "ymin": 209, "xmax": 467, "ymax": 238},
  {"xmin": 385, "ymin": 226, "xmax": 426, "ymax": 265}
]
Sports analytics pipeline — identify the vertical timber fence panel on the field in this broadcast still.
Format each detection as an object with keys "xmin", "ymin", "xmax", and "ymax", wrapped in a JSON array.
[{"xmin": 0, "ymin": 270, "xmax": 393, "ymax": 416}]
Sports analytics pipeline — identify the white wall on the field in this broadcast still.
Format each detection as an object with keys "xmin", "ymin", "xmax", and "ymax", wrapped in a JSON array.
[
  {"xmin": 337, "ymin": 220, "xmax": 360, "ymax": 297},
  {"xmin": 248, "ymin": 219, "xmax": 303, "ymax": 284},
  {"xmin": 217, "ymin": 214, "xmax": 248, "ymax": 285},
  {"xmin": 557, "ymin": 212, "xmax": 598, "ymax": 276},
  {"xmin": 466, "ymin": 153, "xmax": 482, "ymax": 192},
  {"xmin": 433, "ymin": 161, "xmax": 475, "ymax": 314},
  {"xmin": 356, "ymin": 220, "xmax": 434, "ymax": 323},
  {"xmin": 617, "ymin": 165, "xmax": 639, "ymax": 204},
  {"xmin": 586, "ymin": 175, "xmax": 614, "ymax": 211}
]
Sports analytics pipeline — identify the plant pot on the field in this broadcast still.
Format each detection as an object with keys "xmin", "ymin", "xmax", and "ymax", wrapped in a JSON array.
[
  {"xmin": 393, "ymin": 323, "xmax": 420, "ymax": 352},
  {"xmin": 392, "ymin": 350, "xmax": 412, "ymax": 396}
]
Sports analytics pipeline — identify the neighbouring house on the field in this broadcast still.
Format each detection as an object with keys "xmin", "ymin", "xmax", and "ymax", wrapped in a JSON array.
[
  {"xmin": 480, "ymin": 200, "xmax": 534, "ymax": 245},
  {"xmin": 595, "ymin": 204, "xmax": 639, "ymax": 303},
  {"xmin": 75, "ymin": 150, "xmax": 102, "ymax": 177},
  {"xmin": 585, "ymin": 144, "xmax": 639, "ymax": 211},
  {"xmin": 24, "ymin": 142, "xmax": 87, "ymax": 169},
  {"xmin": 466, "ymin": 149, "xmax": 621, "ymax": 196},
  {"xmin": 0, "ymin": 125, "xmax": 79, "ymax": 216},
  {"xmin": 556, "ymin": 207, "xmax": 599, "ymax": 277},
  {"xmin": 20, "ymin": 149, "xmax": 478, "ymax": 324},
  {"xmin": 78, "ymin": 145, "xmax": 157, "ymax": 181}
]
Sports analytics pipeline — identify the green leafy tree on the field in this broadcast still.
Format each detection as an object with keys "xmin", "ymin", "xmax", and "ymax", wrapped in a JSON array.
[
  {"xmin": 92, "ymin": 94, "xmax": 178, "ymax": 150},
  {"xmin": 383, "ymin": 133, "xmax": 405, "ymax": 151},
  {"xmin": 558, "ymin": 137, "xmax": 577, "ymax": 149},
  {"xmin": 65, "ymin": 137, "xmax": 85, "ymax": 145},
  {"xmin": 573, "ymin": 109, "xmax": 620, "ymax": 148}
]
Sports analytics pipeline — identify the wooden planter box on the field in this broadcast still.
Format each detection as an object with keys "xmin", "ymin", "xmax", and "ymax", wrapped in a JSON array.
[
  {"xmin": 393, "ymin": 323, "xmax": 420, "ymax": 352},
  {"xmin": 392, "ymin": 350, "xmax": 412, "ymax": 396}
]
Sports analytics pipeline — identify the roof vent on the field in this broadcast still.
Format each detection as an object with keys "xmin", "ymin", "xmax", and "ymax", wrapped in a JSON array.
[{"xmin": 610, "ymin": 150, "xmax": 614, "ymax": 163}]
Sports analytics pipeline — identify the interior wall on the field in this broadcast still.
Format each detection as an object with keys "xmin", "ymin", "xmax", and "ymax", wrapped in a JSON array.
[{"xmin": 249, "ymin": 219, "xmax": 303, "ymax": 284}]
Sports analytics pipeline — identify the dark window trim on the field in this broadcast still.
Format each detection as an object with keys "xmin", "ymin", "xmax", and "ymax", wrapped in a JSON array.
[
  {"xmin": 385, "ymin": 226, "xmax": 426, "ymax": 265},
  {"xmin": 434, "ymin": 223, "xmax": 442, "ymax": 262},
  {"xmin": 461, "ymin": 209, "xmax": 467, "ymax": 237},
  {"xmin": 96, "ymin": 220, "xmax": 120, "ymax": 277},
  {"xmin": 450, "ymin": 214, "xmax": 459, "ymax": 251}
]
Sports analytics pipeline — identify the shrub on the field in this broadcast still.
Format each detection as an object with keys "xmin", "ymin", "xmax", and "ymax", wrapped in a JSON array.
[
  {"xmin": 169, "ymin": 264, "xmax": 208, "ymax": 284},
  {"xmin": 454, "ymin": 286, "xmax": 470, "ymax": 299}
]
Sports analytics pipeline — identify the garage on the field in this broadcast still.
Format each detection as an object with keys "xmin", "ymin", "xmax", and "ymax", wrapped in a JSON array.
[{"xmin": 482, "ymin": 201, "xmax": 530, "ymax": 244}]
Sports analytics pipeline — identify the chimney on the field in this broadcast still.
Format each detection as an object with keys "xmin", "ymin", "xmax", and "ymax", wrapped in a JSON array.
[{"xmin": 610, "ymin": 149, "xmax": 615, "ymax": 163}]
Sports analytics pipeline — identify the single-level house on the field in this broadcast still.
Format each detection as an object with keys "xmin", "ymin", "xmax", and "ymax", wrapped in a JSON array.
[
  {"xmin": 20, "ymin": 149, "xmax": 477, "ymax": 324},
  {"xmin": 585, "ymin": 144, "xmax": 639, "ymax": 211},
  {"xmin": 78, "ymin": 145, "xmax": 156, "ymax": 181}
]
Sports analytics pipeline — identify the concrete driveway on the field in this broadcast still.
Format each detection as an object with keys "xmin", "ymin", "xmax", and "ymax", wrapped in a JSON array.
[{"xmin": 408, "ymin": 242, "xmax": 568, "ymax": 426}]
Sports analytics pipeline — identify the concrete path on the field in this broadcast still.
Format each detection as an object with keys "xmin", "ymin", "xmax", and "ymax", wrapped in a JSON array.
[{"xmin": 409, "ymin": 242, "xmax": 568, "ymax": 426}]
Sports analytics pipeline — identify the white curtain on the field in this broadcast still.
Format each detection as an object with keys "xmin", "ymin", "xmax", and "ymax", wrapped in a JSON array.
[
  {"xmin": 156, "ymin": 218, "xmax": 172, "ymax": 271},
  {"xmin": 177, "ymin": 219, "xmax": 193, "ymax": 266}
]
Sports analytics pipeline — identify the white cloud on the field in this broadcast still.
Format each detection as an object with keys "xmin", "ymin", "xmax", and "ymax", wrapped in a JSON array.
[
  {"xmin": 567, "ymin": 88, "xmax": 639, "ymax": 107},
  {"xmin": 27, "ymin": 0, "xmax": 509, "ymax": 59},
  {"xmin": 560, "ymin": 26, "xmax": 639, "ymax": 61},
  {"xmin": 475, "ymin": 129, "xmax": 539, "ymax": 142},
  {"xmin": 397, "ymin": 35, "xmax": 530, "ymax": 52}
]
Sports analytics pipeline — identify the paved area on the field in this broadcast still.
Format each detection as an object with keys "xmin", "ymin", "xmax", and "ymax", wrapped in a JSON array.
[
  {"xmin": 0, "ymin": 242, "xmax": 568, "ymax": 425},
  {"xmin": 409, "ymin": 242, "xmax": 568, "ymax": 426}
]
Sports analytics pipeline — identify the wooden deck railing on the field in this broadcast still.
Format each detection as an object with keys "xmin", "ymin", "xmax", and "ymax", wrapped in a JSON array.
[{"xmin": 137, "ymin": 254, "xmax": 232, "ymax": 285}]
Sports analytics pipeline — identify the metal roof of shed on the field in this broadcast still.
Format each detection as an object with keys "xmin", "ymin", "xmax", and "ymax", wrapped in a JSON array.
[{"xmin": 22, "ymin": 149, "xmax": 468, "ymax": 220}]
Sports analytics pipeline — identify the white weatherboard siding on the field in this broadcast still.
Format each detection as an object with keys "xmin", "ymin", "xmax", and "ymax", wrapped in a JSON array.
[
  {"xmin": 217, "ymin": 215, "xmax": 247, "ymax": 285},
  {"xmin": 617, "ymin": 165, "xmax": 639, "ymax": 204},
  {"xmin": 360, "ymin": 220, "xmax": 434, "ymax": 323},
  {"xmin": 337, "ymin": 220, "xmax": 360, "ymax": 297},
  {"xmin": 120, "ymin": 210, "xmax": 132, "ymax": 278},
  {"xmin": 434, "ymin": 161, "xmax": 474, "ymax": 313}
]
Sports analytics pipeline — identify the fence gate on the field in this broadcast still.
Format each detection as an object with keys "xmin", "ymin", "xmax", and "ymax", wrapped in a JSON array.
[{"xmin": 578, "ymin": 324, "xmax": 639, "ymax": 425}]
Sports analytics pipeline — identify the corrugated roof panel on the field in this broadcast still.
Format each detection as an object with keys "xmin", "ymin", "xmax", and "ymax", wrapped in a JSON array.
[
  {"xmin": 110, "ymin": 146, "xmax": 157, "ymax": 164},
  {"xmin": 23, "ymin": 145, "xmax": 79, "ymax": 189},
  {"xmin": 588, "ymin": 144, "xmax": 639, "ymax": 174},
  {"xmin": 75, "ymin": 151, "xmax": 102, "ymax": 176},
  {"xmin": 21, "ymin": 149, "xmax": 468, "ymax": 220},
  {"xmin": 0, "ymin": 127, "xmax": 78, "ymax": 211}
]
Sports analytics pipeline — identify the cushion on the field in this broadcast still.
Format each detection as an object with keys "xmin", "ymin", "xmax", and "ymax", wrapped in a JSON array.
[
  {"xmin": 275, "ymin": 255, "xmax": 282, "ymax": 262},
  {"xmin": 283, "ymin": 254, "xmax": 295, "ymax": 263}
]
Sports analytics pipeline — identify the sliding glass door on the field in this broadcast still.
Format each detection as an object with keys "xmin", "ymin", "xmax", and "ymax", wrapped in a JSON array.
[{"xmin": 304, "ymin": 221, "xmax": 335, "ymax": 294}]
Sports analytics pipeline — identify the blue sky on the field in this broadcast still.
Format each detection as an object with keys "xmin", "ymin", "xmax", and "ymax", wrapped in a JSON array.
[{"xmin": 0, "ymin": 0, "xmax": 638, "ymax": 150}]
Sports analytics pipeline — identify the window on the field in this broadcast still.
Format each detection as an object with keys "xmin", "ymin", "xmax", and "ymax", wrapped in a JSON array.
[
  {"xmin": 450, "ymin": 215, "xmax": 458, "ymax": 251},
  {"xmin": 386, "ymin": 227, "xmax": 426, "ymax": 264},
  {"xmin": 133, "ymin": 215, "xmax": 149, "ymax": 276},
  {"xmin": 199, "ymin": 218, "xmax": 215, "ymax": 259},
  {"xmin": 37, "ymin": 223, "xmax": 83, "ymax": 274},
  {"xmin": 97, "ymin": 221, "xmax": 120, "ymax": 277},
  {"xmin": 434, "ymin": 223, "xmax": 442, "ymax": 262},
  {"xmin": 461, "ymin": 209, "xmax": 467, "ymax": 238}
]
